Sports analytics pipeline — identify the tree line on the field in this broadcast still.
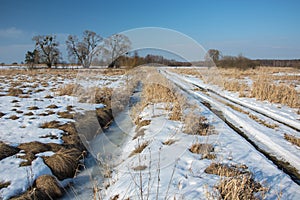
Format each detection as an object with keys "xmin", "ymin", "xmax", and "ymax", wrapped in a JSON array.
[
  {"xmin": 205, "ymin": 49, "xmax": 300, "ymax": 69},
  {"xmin": 25, "ymin": 30, "xmax": 131, "ymax": 69}
]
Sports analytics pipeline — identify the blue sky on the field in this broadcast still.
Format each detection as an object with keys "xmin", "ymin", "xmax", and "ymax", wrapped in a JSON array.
[{"xmin": 0, "ymin": 0, "xmax": 299, "ymax": 63}]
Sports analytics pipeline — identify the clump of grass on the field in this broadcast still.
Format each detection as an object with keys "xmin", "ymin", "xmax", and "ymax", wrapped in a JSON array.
[
  {"xmin": 57, "ymin": 111, "xmax": 74, "ymax": 119},
  {"xmin": 0, "ymin": 112, "xmax": 5, "ymax": 118},
  {"xmin": 0, "ymin": 181, "xmax": 10, "ymax": 190},
  {"xmin": 44, "ymin": 148, "xmax": 83, "ymax": 180},
  {"xmin": 205, "ymin": 163, "xmax": 248, "ymax": 177},
  {"xmin": 44, "ymin": 94, "xmax": 54, "ymax": 99},
  {"xmin": 129, "ymin": 141, "xmax": 149, "ymax": 157},
  {"xmin": 217, "ymin": 174, "xmax": 265, "ymax": 200},
  {"xmin": 8, "ymin": 87, "xmax": 23, "ymax": 96},
  {"xmin": 47, "ymin": 104, "xmax": 59, "ymax": 109},
  {"xmin": 184, "ymin": 113, "xmax": 214, "ymax": 136},
  {"xmin": 24, "ymin": 111, "xmax": 34, "ymax": 116},
  {"xmin": 57, "ymin": 83, "xmax": 83, "ymax": 96},
  {"xmin": 132, "ymin": 165, "xmax": 147, "ymax": 171},
  {"xmin": 284, "ymin": 134, "xmax": 300, "ymax": 147},
  {"xmin": 11, "ymin": 99, "xmax": 19, "ymax": 103},
  {"xmin": 162, "ymin": 138, "xmax": 177, "ymax": 146},
  {"xmin": 0, "ymin": 141, "xmax": 20, "ymax": 160},
  {"xmin": 40, "ymin": 120, "xmax": 61, "ymax": 129},
  {"xmin": 190, "ymin": 142, "xmax": 216, "ymax": 159},
  {"xmin": 9, "ymin": 115, "xmax": 19, "ymax": 120},
  {"xmin": 34, "ymin": 175, "xmax": 63, "ymax": 198},
  {"xmin": 28, "ymin": 106, "xmax": 39, "ymax": 110}
]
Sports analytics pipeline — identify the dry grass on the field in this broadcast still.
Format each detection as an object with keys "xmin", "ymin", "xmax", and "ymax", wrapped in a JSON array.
[
  {"xmin": 132, "ymin": 165, "xmax": 147, "ymax": 171},
  {"xmin": 40, "ymin": 120, "xmax": 61, "ymax": 129},
  {"xmin": 205, "ymin": 163, "xmax": 248, "ymax": 177},
  {"xmin": 7, "ymin": 87, "xmax": 23, "ymax": 96},
  {"xmin": 57, "ymin": 111, "xmax": 74, "ymax": 119},
  {"xmin": 47, "ymin": 104, "xmax": 58, "ymax": 109},
  {"xmin": 172, "ymin": 67, "xmax": 300, "ymax": 108},
  {"xmin": 0, "ymin": 141, "xmax": 19, "ymax": 160},
  {"xmin": 190, "ymin": 142, "xmax": 216, "ymax": 160},
  {"xmin": 34, "ymin": 175, "xmax": 63, "ymax": 198},
  {"xmin": 44, "ymin": 148, "xmax": 82, "ymax": 180},
  {"xmin": 284, "ymin": 134, "xmax": 300, "ymax": 147},
  {"xmin": 217, "ymin": 175, "xmax": 264, "ymax": 200},
  {"xmin": 162, "ymin": 138, "xmax": 177, "ymax": 145},
  {"xmin": 24, "ymin": 111, "xmax": 34, "ymax": 116},
  {"xmin": 0, "ymin": 112, "xmax": 5, "ymax": 118},
  {"xmin": 250, "ymin": 78, "xmax": 299, "ymax": 108},
  {"xmin": 0, "ymin": 181, "xmax": 10, "ymax": 190},
  {"xmin": 184, "ymin": 113, "xmax": 214, "ymax": 136},
  {"xmin": 57, "ymin": 83, "xmax": 83, "ymax": 96},
  {"xmin": 129, "ymin": 141, "xmax": 149, "ymax": 157},
  {"xmin": 28, "ymin": 106, "xmax": 39, "ymax": 110},
  {"xmin": 9, "ymin": 115, "xmax": 19, "ymax": 120}
]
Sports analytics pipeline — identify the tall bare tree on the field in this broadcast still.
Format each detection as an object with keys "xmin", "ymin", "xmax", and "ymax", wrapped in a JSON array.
[
  {"xmin": 66, "ymin": 30, "xmax": 102, "ymax": 68},
  {"xmin": 33, "ymin": 35, "xmax": 60, "ymax": 68},
  {"xmin": 103, "ymin": 34, "xmax": 131, "ymax": 68}
]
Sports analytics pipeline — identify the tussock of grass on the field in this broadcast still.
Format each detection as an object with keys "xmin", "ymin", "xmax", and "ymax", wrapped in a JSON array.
[
  {"xmin": 205, "ymin": 163, "xmax": 248, "ymax": 177},
  {"xmin": 0, "ymin": 112, "xmax": 5, "ymax": 118},
  {"xmin": 129, "ymin": 141, "xmax": 149, "ymax": 157},
  {"xmin": 0, "ymin": 141, "xmax": 19, "ymax": 160},
  {"xmin": 24, "ymin": 111, "xmax": 34, "ymax": 116},
  {"xmin": 162, "ymin": 139, "xmax": 177, "ymax": 146},
  {"xmin": 44, "ymin": 148, "xmax": 82, "ymax": 180},
  {"xmin": 184, "ymin": 114, "xmax": 214, "ymax": 136},
  {"xmin": 9, "ymin": 115, "xmax": 19, "ymax": 120},
  {"xmin": 190, "ymin": 143, "xmax": 216, "ymax": 159},
  {"xmin": 44, "ymin": 94, "xmax": 54, "ymax": 99},
  {"xmin": 0, "ymin": 181, "xmax": 10, "ymax": 190},
  {"xmin": 40, "ymin": 120, "xmax": 61, "ymax": 129},
  {"xmin": 7, "ymin": 87, "xmax": 23, "ymax": 96},
  {"xmin": 284, "ymin": 134, "xmax": 300, "ymax": 147},
  {"xmin": 132, "ymin": 165, "xmax": 147, "ymax": 171},
  {"xmin": 57, "ymin": 111, "xmax": 74, "ymax": 119},
  {"xmin": 35, "ymin": 175, "xmax": 63, "ymax": 198},
  {"xmin": 57, "ymin": 83, "xmax": 83, "ymax": 96},
  {"xmin": 47, "ymin": 104, "xmax": 58, "ymax": 109},
  {"xmin": 28, "ymin": 106, "xmax": 39, "ymax": 110}
]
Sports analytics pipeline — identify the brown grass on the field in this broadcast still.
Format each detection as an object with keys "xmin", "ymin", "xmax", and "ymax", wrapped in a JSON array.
[
  {"xmin": 44, "ymin": 148, "xmax": 82, "ymax": 180},
  {"xmin": 250, "ymin": 78, "xmax": 299, "ymax": 108},
  {"xmin": 0, "ymin": 141, "xmax": 19, "ymax": 160},
  {"xmin": 217, "ymin": 174, "xmax": 264, "ymax": 200},
  {"xmin": 34, "ymin": 175, "xmax": 63, "ymax": 198},
  {"xmin": 28, "ymin": 106, "xmax": 39, "ymax": 110},
  {"xmin": 205, "ymin": 163, "xmax": 248, "ymax": 177},
  {"xmin": 7, "ymin": 87, "xmax": 23, "ymax": 96},
  {"xmin": 162, "ymin": 139, "xmax": 177, "ymax": 146},
  {"xmin": 184, "ymin": 114, "xmax": 214, "ymax": 136},
  {"xmin": 284, "ymin": 134, "xmax": 300, "ymax": 147},
  {"xmin": 9, "ymin": 115, "xmax": 19, "ymax": 120},
  {"xmin": 40, "ymin": 120, "xmax": 61, "ymax": 129},
  {"xmin": 132, "ymin": 165, "xmax": 147, "ymax": 171},
  {"xmin": 0, "ymin": 181, "xmax": 10, "ymax": 190},
  {"xmin": 57, "ymin": 83, "xmax": 83, "ymax": 96},
  {"xmin": 47, "ymin": 104, "xmax": 58, "ymax": 109},
  {"xmin": 190, "ymin": 143, "xmax": 216, "ymax": 159},
  {"xmin": 24, "ymin": 111, "xmax": 34, "ymax": 116},
  {"xmin": 57, "ymin": 111, "xmax": 74, "ymax": 119},
  {"xmin": 129, "ymin": 141, "xmax": 149, "ymax": 157},
  {"xmin": 44, "ymin": 94, "xmax": 54, "ymax": 99},
  {"xmin": 0, "ymin": 112, "xmax": 5, "ymax": 118}
]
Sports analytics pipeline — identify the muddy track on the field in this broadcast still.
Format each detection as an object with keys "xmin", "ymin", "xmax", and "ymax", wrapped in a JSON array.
[{"xmin": 162, "ymin": 69, "xmax": 300, "ymax": 185}]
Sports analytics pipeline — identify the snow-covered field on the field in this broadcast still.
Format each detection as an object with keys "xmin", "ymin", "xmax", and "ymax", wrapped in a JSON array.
[{"xmin": 1, "ymin": 66, "xmax": 300, "ymax": 200}]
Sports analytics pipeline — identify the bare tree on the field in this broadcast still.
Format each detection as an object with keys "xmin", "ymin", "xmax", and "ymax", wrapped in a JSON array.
[
  {"xmin": 205, "ymin": 49, "xmax": 221, "ymax": 63},
  {"xmin": 66, "ymin": 30, "xmax": 102, "ymax": 68},
  {"xmin": 102, "ymin": 34, "xmax": 131, "ymax": 68},
  {"xmin": 33, "ymin": 35, "xmax": 60, "ymax": 68}
]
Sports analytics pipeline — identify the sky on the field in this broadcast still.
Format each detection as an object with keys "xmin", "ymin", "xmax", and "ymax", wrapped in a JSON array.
[{"xmin": 0, "ymin": 0, "xmax": 299, "ymax": 64}]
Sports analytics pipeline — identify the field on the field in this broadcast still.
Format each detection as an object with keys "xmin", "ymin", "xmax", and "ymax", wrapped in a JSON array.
[{"xmin": 0, "ymin": 66, "xmax": 300, "ymax": 200}]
